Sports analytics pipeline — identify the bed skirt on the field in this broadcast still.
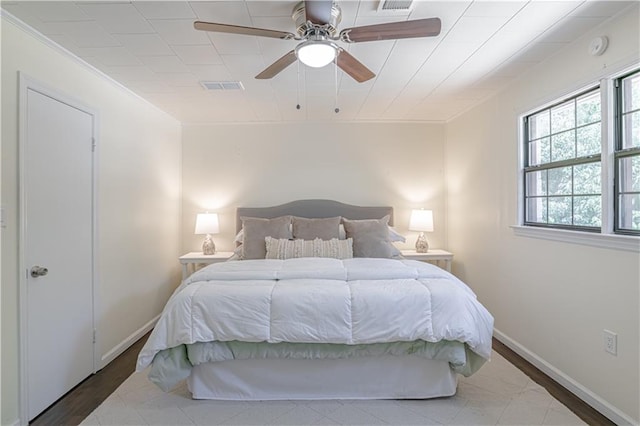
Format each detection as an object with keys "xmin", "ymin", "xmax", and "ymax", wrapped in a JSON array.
[{"xmin": 187, "ymin": 355, "xmax": 457, "ymax": 400}]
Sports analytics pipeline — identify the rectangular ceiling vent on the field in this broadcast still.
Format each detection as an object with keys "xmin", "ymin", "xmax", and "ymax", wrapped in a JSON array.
[
  {"xmin": 377, "ymin": 0, "xmax": 413, "ymax": 13},
  {"xmin": 200, "ymin": 81, "xmax": 244, "ymax": 91}
]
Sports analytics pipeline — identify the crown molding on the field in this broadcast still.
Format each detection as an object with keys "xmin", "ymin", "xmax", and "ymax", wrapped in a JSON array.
[{"xmin": 1, "ymin": 9, "xmax": 178, "ymax": 123}]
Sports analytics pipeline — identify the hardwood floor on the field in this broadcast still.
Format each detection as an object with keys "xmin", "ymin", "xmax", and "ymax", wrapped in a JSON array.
[
  {"xmin": 491, "ymin": 339, "xmax": 614, "ymax": 426},
  {"xmin": 30, "ymin": 336, "xmax": 615, "ymax": 426},
  {"xmin": 30, "ymin": 332, "xmax": 150, "ymax": 426}
]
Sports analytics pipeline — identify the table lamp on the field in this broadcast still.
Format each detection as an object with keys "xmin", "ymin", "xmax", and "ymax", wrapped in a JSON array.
[
  {"xmin": 409, "ymin": 209, "xmax": 433, "ymax": 253},
  {"xmin": 195, "ymin": 213, "xmax": 219, "ymax": 255}
]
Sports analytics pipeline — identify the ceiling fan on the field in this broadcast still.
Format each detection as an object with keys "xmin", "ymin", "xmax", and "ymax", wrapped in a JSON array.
[{"xmin": 194, "ymin": 0, "xmax": 441, "ymax": 83}]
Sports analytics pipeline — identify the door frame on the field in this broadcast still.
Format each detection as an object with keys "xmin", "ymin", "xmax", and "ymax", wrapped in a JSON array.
[{"xmin": 17, "ymin": 72, "xmax": 100, "ymax": 424}]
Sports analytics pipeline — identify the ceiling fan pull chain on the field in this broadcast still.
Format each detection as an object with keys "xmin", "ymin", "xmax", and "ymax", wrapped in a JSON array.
[
  {"xmin": 296, "ymin": 59, "xmax": 301, "ymax": 110},
  {"xmin": 334, "ymin": 60, "xmax": 340, "ymax": 114}
]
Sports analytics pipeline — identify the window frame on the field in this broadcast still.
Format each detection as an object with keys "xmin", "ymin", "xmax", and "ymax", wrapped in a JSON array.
[
  {"xmin": 522, "ymin": 85, "xmax": 603, "ymax": 232},
  {"xmin": 515, "ymin": 64, "xmax": 640, "ymax": 252},
  {"xmin": 613, "ymin": 69, "xmax": 640, "ymax": 236}
]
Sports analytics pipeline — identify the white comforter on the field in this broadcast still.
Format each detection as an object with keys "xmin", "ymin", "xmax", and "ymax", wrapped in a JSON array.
[{"xmin": 137, "ymin": 258, "xmax": 493, "ymax": 371}]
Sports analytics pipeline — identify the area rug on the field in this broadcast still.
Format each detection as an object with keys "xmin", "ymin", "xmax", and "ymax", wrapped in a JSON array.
[{"xmin": 80, "ymin": 352, "xmax": 585, "ymax": 425}]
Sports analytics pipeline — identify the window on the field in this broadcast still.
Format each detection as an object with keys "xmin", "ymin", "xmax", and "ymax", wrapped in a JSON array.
[
  {"xmin": 615, "ymin": 70, "xmax": 640, "ymax": 234},
  {"xmin": 523, "ymin": 88, "xmax": 602, "ymax": 231},
  {"xmin": 519, "ymin": 66, "xmax": 640, "ymax": 245}
]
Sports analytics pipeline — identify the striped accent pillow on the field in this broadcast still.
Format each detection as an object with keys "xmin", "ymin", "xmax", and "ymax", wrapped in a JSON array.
[{"xmin": 265, "ymin": 237, "xmax": 353, "ymax": 260}]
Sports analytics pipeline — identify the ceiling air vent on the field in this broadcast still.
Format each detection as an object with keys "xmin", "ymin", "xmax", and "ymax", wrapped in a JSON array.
[
  {"xmin": 378, "ymin": 0, "xmax": 413, "ymax": 13},
  {"xmin": 200, "ymin": 81, "xmax": 244, "ymax": 91}
]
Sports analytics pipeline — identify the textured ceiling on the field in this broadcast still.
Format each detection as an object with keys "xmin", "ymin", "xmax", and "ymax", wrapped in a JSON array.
[{"xmin": 2, "ymin": 1, "xmax": 634, "ymax": 123}]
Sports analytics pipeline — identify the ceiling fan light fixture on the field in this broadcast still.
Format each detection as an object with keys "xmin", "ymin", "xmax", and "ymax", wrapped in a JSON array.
[{"xmin": 295, "ymin": 40, "xmax": 337, "ymax": 68}]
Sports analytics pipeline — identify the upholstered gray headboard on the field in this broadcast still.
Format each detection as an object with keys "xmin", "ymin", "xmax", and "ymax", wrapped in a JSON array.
[{"xmin": 236, "ymin": 199, "xmax": 394, "ymax": 233}]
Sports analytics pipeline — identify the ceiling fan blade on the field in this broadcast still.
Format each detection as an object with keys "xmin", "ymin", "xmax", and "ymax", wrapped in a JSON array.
[
  {"xmin": 336, "ymin": 49, "xmax": 375, "ymax": 83},
  {"xmin": 304, "ymin": 0, "xmax": 334, "ymax": 25},
  {"xmin": 194, "ymin": 21, "xmax": 295, "ymax": 40},
  {"xmin": 339, "ymin": 17, "xmax": 441, "ymax": 43},
  {"xmin": 255, "ymin": 50, "xmax": 298, "ymax": 79}
]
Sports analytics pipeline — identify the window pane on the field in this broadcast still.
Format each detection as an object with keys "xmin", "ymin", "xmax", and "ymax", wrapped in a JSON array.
[
  {"xmin": 576, "ymin": 123, "xmax": 601, "ymax": 157},
  {"xmin": 551, "ymin": 130, "xmax": 576, "ymax": 162},
  {"xmin": 622, "ymin": 72, "xmax": 640, "ymax": 113},
  {"xmin": 549, "ymin": 197, "xmax": 572, "ymax": 224},
  {"xmin": 551, "ymin": 100, "xmax": 575, "ymax": 133},
  {"xmin": 526, "ymin": 170, "xmax": 547, "ymax": 196},
  {"xmin": 622, "ymin": 111, "xmax": 640, "ymax": 149},
  {"xmin": 526, "ymin": 197, "xmax": 547, "ymax": 223},
  {"xmin": 548, "ymin": 167, "xmax": 572, "ymax": 195},
  {"xmin": 528, "ymin": 137, "xmax": 550, "ymax": 165},
  {"xmin": 577, "ymin": 91, "xmax": 601, "ymax": 125},
  {"xmin": 619, "ymin": 194, "xmax": 640, "ymax": 230},
  {"xmin": 574, "ymin": 196, "xmax": 601, "ymax": 227},
  {"xmin": 529, "ymin": 111, "xmax": 550, "ymax": 139},
  {"xmin": 619, "ymin": 155, "xmax": 640, "ymax": 192},
  {"xmin": 574, "ymin": 162, "xmax": 601, "ymax": 194}
]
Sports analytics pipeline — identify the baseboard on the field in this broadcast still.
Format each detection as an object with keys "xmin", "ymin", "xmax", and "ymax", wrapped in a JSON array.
[
  {"xmin": 99, "ymin": 314, "xmax": 160, "ymax": 369},
  {"xmin": 494, "ymin": 328, "xmax": 637, "ymax": 425}
]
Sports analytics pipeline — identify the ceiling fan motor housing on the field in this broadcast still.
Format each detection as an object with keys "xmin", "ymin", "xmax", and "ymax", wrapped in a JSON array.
[{"xmin": 292, "ymin": 1, "xmax": 342, "ymax": 37}]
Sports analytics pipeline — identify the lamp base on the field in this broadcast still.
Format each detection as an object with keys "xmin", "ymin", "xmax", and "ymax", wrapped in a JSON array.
[
  {"xmin": 415, "ymin": 232, "xmax": 429, "ymax": 253},
  {"xmin": 202, "ymin": 234, "xmax": 216, "ymax": 255}
]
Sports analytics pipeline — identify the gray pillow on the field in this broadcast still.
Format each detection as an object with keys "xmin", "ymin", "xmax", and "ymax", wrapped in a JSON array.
[
  {"xmin": 342, "ymin": 215, "xmax": 392, "ymax": 258},
  {"xmin": 292, "ymin": 216, "xmax": 341, "ymax": 240},
  {"xmin": 240, "ymin": 216, "xmax": 292, "ymax": 259}
]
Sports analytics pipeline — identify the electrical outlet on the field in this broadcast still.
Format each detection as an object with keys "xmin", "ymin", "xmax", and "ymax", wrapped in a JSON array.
[{"xmin": 603, "ymin": 329, "xmax": 617, "ymax": 355}]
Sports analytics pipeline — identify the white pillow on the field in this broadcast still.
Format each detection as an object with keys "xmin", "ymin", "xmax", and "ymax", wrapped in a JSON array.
[{"xmin": 265, "ymin": 237, "xmax": 353, "ymax": 260}]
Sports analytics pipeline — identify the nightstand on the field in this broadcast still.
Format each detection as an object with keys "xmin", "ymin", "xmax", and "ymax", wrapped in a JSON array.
[
  {"xmin": 401, "ymin": 249, "xmax": 453, "ymax": 272},
  {"xmin": 179, "ymin": 251, "xmax": 233, "ymax": 280}
]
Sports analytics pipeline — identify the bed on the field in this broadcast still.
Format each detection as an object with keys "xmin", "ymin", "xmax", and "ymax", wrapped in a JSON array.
[{"xmin": 136, "ymin": 200, "xmax": 494, "ymax": 400}]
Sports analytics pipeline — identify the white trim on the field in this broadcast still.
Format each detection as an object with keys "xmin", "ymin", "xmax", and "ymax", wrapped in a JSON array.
[
  {"xmin": 179, "ymin": 118, "xmax": 445, "ymax": 126},
  {"xmin": 18, "ymin": 72, "xmax": 28, "ymax": 426},
  {"xmin": 494, "ymin": 329, "xmax": 637, "ymax": 425},
  {"xmin": 511, "ymin": 225, "xmax": 639, "ymax": 252},
  {"xmin": 91, "ymin": 104, "xmax": 102, "ymax": 374},
  {"xmin": 601, "ymin": 76, "xmax": 615, "ymax": 234},
  {"xmin": 18, "ymin": 73, "xmax": 99, "ymax": 424},
  {"xmin": 516, "ymin": 116, "xmax": 526, "ymax": 225},
  {"xmin": 99, "ymin": 314, "xmax": 160, "ymax": 368}
]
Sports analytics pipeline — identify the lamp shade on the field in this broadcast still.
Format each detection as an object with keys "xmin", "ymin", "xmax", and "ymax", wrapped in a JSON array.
[
  {"xmin": 409, "ymin": 209, "xmax": 434, "ymax": 232},
  {"xmin": 195, "ymin": 213, "xmax": 219, "ymax": 235},
  {"xmin": 296, "ymin": 40, "xmax": 337, "ymax": 68}
]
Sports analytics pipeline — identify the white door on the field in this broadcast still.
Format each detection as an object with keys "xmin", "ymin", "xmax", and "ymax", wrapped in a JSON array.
[{"xmin": 24, "ymin": 87, "xmax": 95, "ymax": 421}]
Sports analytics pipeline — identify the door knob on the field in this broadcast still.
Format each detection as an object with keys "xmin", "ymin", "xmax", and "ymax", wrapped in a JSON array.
[{"xmin": 30, "ymin": 266, "xmax": 48, "ymax": 277}]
